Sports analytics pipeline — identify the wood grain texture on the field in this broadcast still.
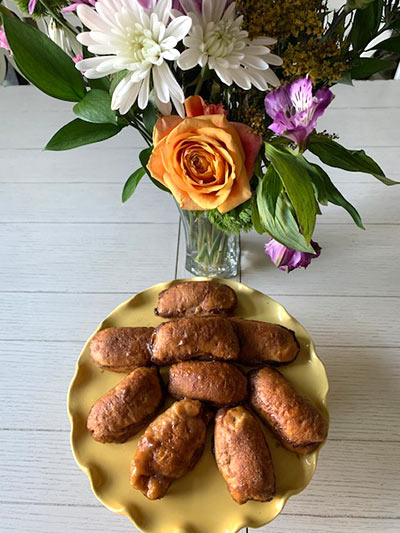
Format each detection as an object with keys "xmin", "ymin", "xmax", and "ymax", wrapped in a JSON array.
[
  {"xmin": 0, "ymin": 432, "xmax": 399, "ymax": 518},
  {"xmin": 1, "ymin": 82, "xmax": 400, "ymax": 532},
  {"xmin": 1, "ymin": 293, "xmax": 399, "ymax": 347},
  {"xmin": 241, "ymin": 225, "xmax": 400, "ymax": 297},
  {"xmin": 1, "ymin": 180, "xmax": 399, "ymax": 224},
  {"xmin": 1, "ymin": 343, "xmax": 399, "ymax": 443}
]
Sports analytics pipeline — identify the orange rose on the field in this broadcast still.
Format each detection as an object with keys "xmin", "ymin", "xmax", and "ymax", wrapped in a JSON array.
[{"xmin": 147, "ymin": 96, "xmax": 262, "ymax": 214}]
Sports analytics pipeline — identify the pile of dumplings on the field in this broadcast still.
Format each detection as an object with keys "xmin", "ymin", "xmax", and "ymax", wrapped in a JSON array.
[{"xmin": 87, "ymin": 281, "xmax": 328, "ymax": 505}]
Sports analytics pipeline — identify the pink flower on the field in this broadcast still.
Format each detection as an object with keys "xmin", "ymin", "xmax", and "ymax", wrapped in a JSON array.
[
  {"xmin": 265, "ymin": 77, "xmax": 334, "ymax": 150},
  {"xmin": 265, "ymin": 238, "xmax": 321, "ymax": 272},
  {"xmin": 73, "ymin": 53, "xmax": 84, "ymax": 64},
  {"xmin": 28, "ymin": 0, "xmax": 38, "ymax": 14},
  {"xmin": 172, "ymin": 0, "xmax": 202, "ymax": 11},
  {"xmin": 0, "ymin": 28, "xmax": 12, "ymax": 55},
  {"xmin": 62, "ymin": 0, "xmax": 96, "ymax": 12}
]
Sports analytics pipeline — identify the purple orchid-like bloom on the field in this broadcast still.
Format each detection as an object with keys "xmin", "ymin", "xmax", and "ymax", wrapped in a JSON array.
[
  {"xmin": 172, "ymin": 0, "xmax": 202, "ymax": 10},
  {"xmin": 62, "ymin": 0, "xmax": 96, "ymax": 13},
  {"xmin": 265, "ymin": 238, "xmax": 321, "ymax": 273},
  {"xmin": 28, "ymin": 0, "xmax": 38, "ymax": 14},
  {"xmin": 0, "ymin": 28, "xmax": 12, "ymax": 54},
  {"xmin": 264, "ymin": 77, "xmax": 334, "ymax": 149}
]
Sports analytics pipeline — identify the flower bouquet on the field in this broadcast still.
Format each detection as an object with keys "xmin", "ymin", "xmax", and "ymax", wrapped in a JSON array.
[{"xmin": 1, "ymin": 0, "xmax": 399, "ymax": 277}]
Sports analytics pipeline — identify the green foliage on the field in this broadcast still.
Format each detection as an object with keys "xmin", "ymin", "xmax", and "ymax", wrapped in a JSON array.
[
  {"xmin": 45, "ymin": 119, "xmax": 122, "ymax": 150},
  {"xmin": 73, "ymin": 90, "xmax": 117, "ymax": 125},
  {"xmin": 207, "ymin": 200, "xmax": 253, "ymax": 234},
  {"xmin": 300, "ymin": 158, "xmax": 365, "ymax": 229},
  {"xmin": 122, "ymin": 168, "xmax": 146, "ymax": 203},
  {"xmin": 4, "ymin": 17, "xmax": 85, "ymax": 102},
  {"xmin": 372, "ymin": 36, "xmax": 400, "ymax": 53},
  {"xmin": 143, "ymin": 101, "xmax": 158, "ymax": 134},
  {"xmin": 351, "ymin": 0, "xmax": 383, "ymax": 52},
  {"xmin": 13, "ymin": 0, "xmax": 67, "ymax": 19},
  {"xmin": 308, "ymin": 135, "xmax": 399, "ymax": 186},
  {"xmin": 350, "ymin": 57, "xmax": 394, "ymax": 79},
  {"xmin": 264, "ymin": 143, "xmax": 317, "ymax": 245},
  {"xmin": 256, "ymin": 166, "xmax": 315, "ymax": 253},
  {"xmin": 346, "ymin": 0, "xmax": 375, "ymax": 10}
]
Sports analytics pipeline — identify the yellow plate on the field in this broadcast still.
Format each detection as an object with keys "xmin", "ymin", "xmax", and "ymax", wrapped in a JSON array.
[{"xmin": 68, "ymin": 278, "xmax": 329, "ymax": 533}]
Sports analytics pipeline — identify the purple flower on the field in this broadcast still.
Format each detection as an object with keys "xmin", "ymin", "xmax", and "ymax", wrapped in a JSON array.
[
  {"xmin": 172, "ymin": 0, "xmax": 202, "ymax": 11},
  {"xmin": 0, "ymin": 28, "xmax": 12, "ymax": 54},
  {"xmin": 62, "ymin": 0, "xmax": 96, "ymax": 13},
  {"xmin": 28, "ymin": 0, "xmax": 38, "ymax": 14},
  {"xmin": 265, "ymin": 238, "xmax": 321, "ymax": 272},
  {"xmin": 264, "ymin": 77, "xmax": 334, "ymax": 150}
]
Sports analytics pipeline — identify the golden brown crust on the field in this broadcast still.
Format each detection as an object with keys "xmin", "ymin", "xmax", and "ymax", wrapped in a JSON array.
[
  {"xmin": 168, "ymin": 361, "xmax": 247, "ymax": 406},
  {"xmin": 87, "ymin": 367, "xmax": 163, "ymax": 443},
  {"xmin": 154, "ymin": 281, "xmax": 237, "ymax": 318},
  {"xmin": 130, "ymin": 399, "xmax": 211, "ymax": 500},
  {"xmin": 150, "ymin": 316, "xmax": 240, "ymax": 365},
  {"xmin": 230, "ymin": 318, "xmax": 299, "ymax": 365},
  {"xmin": 90, "ymin": 327, "xmax": 153, "ymax": 372},
  {"xmin": 214, "ymin": 406, "xmax": 275, "ymax": 504},
  {"xmin": 248, "ymin": 367, "xmax": 328, "ymax": 454}
]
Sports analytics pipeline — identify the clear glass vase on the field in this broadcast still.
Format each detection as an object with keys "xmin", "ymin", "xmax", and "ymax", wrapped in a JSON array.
[{"xmin": 178, "ymin": 207, "xmax": 240, "ymax": 278}]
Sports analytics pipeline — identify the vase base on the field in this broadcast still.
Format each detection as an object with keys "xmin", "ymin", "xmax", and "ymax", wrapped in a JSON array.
[{"xmin": 185, "ymin": 256, "xmax": 238, "ymax": 279}]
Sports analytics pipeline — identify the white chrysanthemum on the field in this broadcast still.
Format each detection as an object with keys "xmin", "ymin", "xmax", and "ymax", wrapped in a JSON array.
[
  {"xmin": 176, "ymin": 0, "xmax": 282, "ymax": 90},
  {"xmin": 75, "ymin": 0, "xmax": 192, "ymax": 115}
]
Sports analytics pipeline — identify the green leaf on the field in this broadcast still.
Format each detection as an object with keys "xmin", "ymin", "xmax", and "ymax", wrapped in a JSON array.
[
  {"xmin": 143, "ymin": 101, "xmax": 158, "ymax": 134},
  {"xmin": 88, "ymin": 77, "xmax": 111, "ymax": 92},
  {"xmin": 4, "ymin": 17, "xmax": 85, "ymax": 102},
  {"xmin": 301, "ymin": 158, "xmax": 365, "ymax": 229},
  {"xmin": 45, "ymin": 119, "xmax": 122, "ymax": 151},
  {"xmin": 251, "ymin": 198, "xmax": 265, "ymax": 235},
  {"xmin": 371, "ymin": 35, "xmax": 400, "ymax": 53},
  {"xmin": 73, "ymin": 89, "xmax": 117, "ymax": 125},
  {"xmin": 351, "ymin": 0, "xmax": 383, "ymax": 51},
  {"xmin": 122, "ymin": 168, "xmax": 146, "ymax": 203},
  {"xmin": 308, "ymin": 135, "xmax": 399, "ymax": 186},
  {"xmin": 264, "ymin": 143, "xmax": 317, "ymax": 244},
  {"xmin": 139, "ymin": 146, "xmax": 171, "ymax": 193},
  {"xmin": 350, "ymin": 57, "xmax": 394, "ymax": 79},
  {"xmin": 256, "ymin": 166, "xmax": 315, "ymax": 253},
  {"xmin": 345, "ymin": 0, "xmax": 375, "ymax": 11},
  {"xmin": 110, "ymin": 70, "xmax": 128, "ymax": 96}
]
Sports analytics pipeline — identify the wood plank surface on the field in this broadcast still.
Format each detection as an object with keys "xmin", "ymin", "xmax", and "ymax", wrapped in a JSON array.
[{"xmin": 1, "ymin": 81, "xmax": 399, "ymax": 533}]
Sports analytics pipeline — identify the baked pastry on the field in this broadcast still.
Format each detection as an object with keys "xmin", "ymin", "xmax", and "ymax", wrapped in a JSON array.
[
  {"xmin": 87, "ymin": 366, "xmax": 163, "ymax": 443},
  {"xmin": 154, "ymin": 281, "xmax": 237, "ymax": 317},
  {"xmin": 150, "ymin": 316, "xmax": 240, "ymax": 365},
  {"xmin": 90, "ymin": 327, "xmax": 153, "ymax": 372},
  {"xmin": 130, "ymin": 399, "xmax": 211, "ymax": 500},
  {"xmin": 214, "ymin": 406, "xmax": 275, "ymax": 504},
  {"xmin": 249, "ymin": 367, "xmax": 328, "ymax": 454},
  {"xmin": 168, "ymin": 361, "xmax": 247, "ymax": 406},
  {"xmin": 230, "ymin": 318, "xmax": 299, "ymax": 365}
]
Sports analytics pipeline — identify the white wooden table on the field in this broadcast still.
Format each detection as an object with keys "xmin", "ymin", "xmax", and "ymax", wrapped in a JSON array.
[{"xmin": 1, "ymin": 81, "xmax": 399, "ymax": 533}]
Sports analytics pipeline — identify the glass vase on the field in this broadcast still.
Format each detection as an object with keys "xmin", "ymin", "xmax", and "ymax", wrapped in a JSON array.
[{"xmin": 178, "ymin": 207, "xmax": 240, "ymax": 278}]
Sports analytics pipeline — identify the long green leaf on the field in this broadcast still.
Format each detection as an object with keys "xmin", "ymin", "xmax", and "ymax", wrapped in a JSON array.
[
  {"xmin": 301, "ymin": 158, "xmax": 365, "ymax": 229},
  {"xmin": 308, "ymin": 135, "xmax": 399, "ymax": 186},
  {"xmin": 45, "ymin": 119, "xmax": 122, "ymax": 151},
  {"xmin": 371, "ymin": 35, "xmax": 400, "ymax": 53},
  {"xmin": 351, "ymin": 0, "xmax": 383, "ymax": 51},
  {"xmin": 4, "ymin": 17, "xmax": 85, "ymax": 102},
  {"xmin": 73, "ymin": 90, "xmax": 117, "ymax": 125},
  {"xmin": 256, "ymin": 166, "xmax": 315, "ymax": 253},
  {"xmin": 350, "ymin": 57, "xmax": 394, "ymax": 79},
  {"xmin": 122, "ymin": 168, "xmax": 146, "ymax": 203},
  {"xmin": 264, "ymin": 143, "xmax": 317, "ymax": 244}
]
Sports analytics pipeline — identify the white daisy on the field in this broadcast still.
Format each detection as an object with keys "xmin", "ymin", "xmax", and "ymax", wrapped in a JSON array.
[
  {"xmin": 176, "ymin": 0, "xmax": 282, "ymax": 90},
  {"xmin": 75, "ymin": 0, "xmax": 192, "ymax": 115}
]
